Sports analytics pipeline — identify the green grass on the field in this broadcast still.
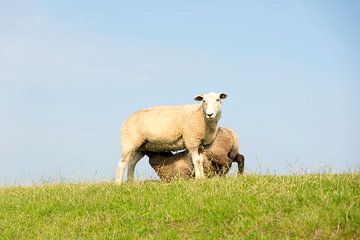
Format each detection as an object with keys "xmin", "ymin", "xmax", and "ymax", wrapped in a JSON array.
[{"xmin": 1, "ymin": 174, "xmax": 359, "ymax": 239}]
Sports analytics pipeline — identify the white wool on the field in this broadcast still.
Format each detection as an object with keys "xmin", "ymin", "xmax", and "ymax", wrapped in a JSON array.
[{"xmin": 115, "ymin": 92, "xmax": 227, "ymax": 184}]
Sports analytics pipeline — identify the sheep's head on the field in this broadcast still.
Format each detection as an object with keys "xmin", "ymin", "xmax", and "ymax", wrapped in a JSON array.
[{"xmin": 194, "ymin": 92, "xmax": 227, "ymax": 121}]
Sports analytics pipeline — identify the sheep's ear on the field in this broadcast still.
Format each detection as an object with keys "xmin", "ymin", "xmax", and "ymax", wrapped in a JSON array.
[
  {"xmin": 220, "ymin": 93, "xmax": 228, "ymax": 99},
  {"xmin": 194, "ymin": 95, "xmax": 204, "ymax": 101}
]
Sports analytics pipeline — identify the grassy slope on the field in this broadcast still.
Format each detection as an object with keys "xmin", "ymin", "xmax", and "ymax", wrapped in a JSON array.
[{"xmin": 0, "ymin": 174, "xmax": 359, "ymax": 239}]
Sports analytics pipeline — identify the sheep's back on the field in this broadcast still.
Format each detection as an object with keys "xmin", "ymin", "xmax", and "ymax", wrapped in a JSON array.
[{"xmin": 123, "ymin": 104, "xmax": 204, "ymax": 152}]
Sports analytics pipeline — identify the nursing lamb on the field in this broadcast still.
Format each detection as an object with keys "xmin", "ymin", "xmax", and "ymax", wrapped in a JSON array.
[{"xmin": 147, "ymin": 127, "xmax": 245, "ymax": 181}]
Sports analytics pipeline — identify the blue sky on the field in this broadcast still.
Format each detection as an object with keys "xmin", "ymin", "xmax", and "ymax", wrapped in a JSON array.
[{"xmin": 1, "ymin": 1, "xmax": 359, "ymax": 185}]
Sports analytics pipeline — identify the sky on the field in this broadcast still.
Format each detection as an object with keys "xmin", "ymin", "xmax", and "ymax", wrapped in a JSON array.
[{"xmin": 0, "ymin": 1, "xmax": 359, "ymax": 185}]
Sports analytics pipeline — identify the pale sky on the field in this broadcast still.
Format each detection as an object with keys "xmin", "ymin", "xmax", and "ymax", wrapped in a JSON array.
[{"xmin": 1, "ymin": 1, "xmax": 359, "ymax": 185}]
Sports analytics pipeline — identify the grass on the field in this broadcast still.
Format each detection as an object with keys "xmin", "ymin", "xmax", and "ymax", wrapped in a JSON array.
[{"xmin": 0, "ymin": 174, "xmax": 359, "ymax": 239}]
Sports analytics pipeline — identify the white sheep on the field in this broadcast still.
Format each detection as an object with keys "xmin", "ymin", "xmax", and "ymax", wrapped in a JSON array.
[
  {"xmin": 115, "ymin": 92, "xmax": 227, "ymax": 184},
  {"xmin": 147, "ymin": 127, "xmax": 245, "ymax": 181}
]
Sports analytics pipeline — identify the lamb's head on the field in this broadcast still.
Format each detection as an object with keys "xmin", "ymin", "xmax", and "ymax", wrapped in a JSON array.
[{"xmin": 194, "ymin": 92, "xmax": 227, "ymax": 121}]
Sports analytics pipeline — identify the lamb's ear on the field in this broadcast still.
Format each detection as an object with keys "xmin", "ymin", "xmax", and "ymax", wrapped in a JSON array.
[
  {"xmin": 194, "ymin": 95, "xmax": 204, "ymax": 101},
  {"xmin": 220, "ymin": 93, "xmax": 228, "ymax": 99}
]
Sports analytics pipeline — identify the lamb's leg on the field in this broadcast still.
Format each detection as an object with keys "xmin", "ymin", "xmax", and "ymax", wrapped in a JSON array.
[
  {"xmin": 190, "ymin": 150, "xmax": 205, "ymax": 178},
  {"xmin": 127, "ymin": 151, "xmax": 144, "ymax": 182},
  {"xmin": 235, "ymin": 154, "xmax": 245, "ymax": 175}
]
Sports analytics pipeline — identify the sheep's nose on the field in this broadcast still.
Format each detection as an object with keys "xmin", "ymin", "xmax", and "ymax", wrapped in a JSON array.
[{"xmin": 207, "ymin": 113, "xmax": 214, "ymax": 118}]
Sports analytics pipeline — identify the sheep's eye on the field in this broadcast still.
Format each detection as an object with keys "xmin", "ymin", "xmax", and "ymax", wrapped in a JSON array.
[
  {"xmin": 216, "ymin": 99, "xmax": 220, "ymax": 102},
  {"xmin": 203, "ymin": 100, "xmax": 206, "ymax": 103}
]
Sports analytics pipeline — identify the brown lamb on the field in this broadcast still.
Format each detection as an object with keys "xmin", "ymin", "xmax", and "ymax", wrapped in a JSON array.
[{"xmin": 147, "ymin": 127, "xmax": 245, "ymax": 181}]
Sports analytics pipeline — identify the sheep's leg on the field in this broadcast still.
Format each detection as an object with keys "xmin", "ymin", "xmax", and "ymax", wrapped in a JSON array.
[
  {"xmin": 115, "ymin": 151, "xmax": 143, "ymax": 184},
  {"xmin": 190, "ymin": 151, "xmax": 205, "ymax": 178},
  {"xmin": 235, "ymin": 154, "xmax": 245, "ymax": 175},
  {"xmin": 127, "ymin": 151, "xmax": 144, "ymax": 182},
  {"xmin": 115, "ymin": 151, "xmax": 132, "ymax": 185}
]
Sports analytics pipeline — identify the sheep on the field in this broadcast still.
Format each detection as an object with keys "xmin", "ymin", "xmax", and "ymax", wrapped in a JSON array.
[
  {"xmin": 147, "ymin": 151, "xmax": 194, "ymax": 181},
  {"xmin": 147, "ymin": 127, "xmax": 245, "ymax": 181},
  {"xmin": 115, "ymin": 92, "xmax": 227, "ymax": 184}
]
